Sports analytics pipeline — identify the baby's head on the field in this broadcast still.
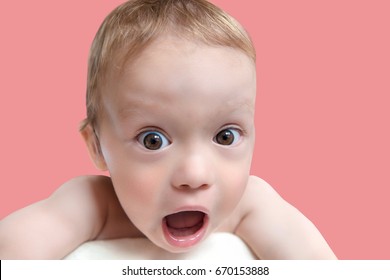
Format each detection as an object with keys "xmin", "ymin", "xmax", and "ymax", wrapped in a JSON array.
[{"xmin": 81, "ymin": 0, "xmax": 257, "ymax": 252}]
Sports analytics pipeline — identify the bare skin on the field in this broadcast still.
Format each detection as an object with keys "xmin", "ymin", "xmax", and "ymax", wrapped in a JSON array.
[
  {"xmin": 0, "ymin": 175, "xmax": 336, "ymax": 259},
  {"xmin": 0, "ymin": 38, "xmax": 337, "ymax": 259}
]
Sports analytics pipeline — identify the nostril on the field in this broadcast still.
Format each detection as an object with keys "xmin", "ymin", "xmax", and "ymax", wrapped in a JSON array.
[
  {"xmin": 198, "ymin": 183, "xmax": 210, "ymax": 189},
  {"xmin": 176, "ymin": 183, "xmax": 210, "ymax": 190}
]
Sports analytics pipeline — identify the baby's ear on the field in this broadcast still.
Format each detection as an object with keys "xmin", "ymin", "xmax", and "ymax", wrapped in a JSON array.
[{"xmin": 80, "ymin": 124, "xmax": 108, "ymax": 171}]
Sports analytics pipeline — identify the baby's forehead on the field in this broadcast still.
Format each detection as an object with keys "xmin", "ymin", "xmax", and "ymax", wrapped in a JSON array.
[
  {"xmin": 114, "ymin": 34, "xmax": 256, "ymax": 75},
  {"xmin": 117, "ymin": 39, "xmax": 255, "ymax": 88},
  {"xmin": 101, "ymin": 38, "xmax": 256, "ymax": 124}
]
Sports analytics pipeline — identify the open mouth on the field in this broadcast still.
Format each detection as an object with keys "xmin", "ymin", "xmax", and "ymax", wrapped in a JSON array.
[{"xmin": 162, "ymin": 210, "xmax": 208, "ymax": 248}]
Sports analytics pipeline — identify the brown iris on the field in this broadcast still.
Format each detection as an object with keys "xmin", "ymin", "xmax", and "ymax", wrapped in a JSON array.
[
  {"xmin": 143, "ymin": 132, "xmax": 163, "ymax": 150},
  {"xmin": 215, "ymin": 129, "xmax": 235, "ymax": 145}
]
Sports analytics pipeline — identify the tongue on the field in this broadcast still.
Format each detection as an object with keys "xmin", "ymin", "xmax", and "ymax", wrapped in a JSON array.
[{"xmin": 165, "ymin": 211, "xmax": 204, "ymax": 237}]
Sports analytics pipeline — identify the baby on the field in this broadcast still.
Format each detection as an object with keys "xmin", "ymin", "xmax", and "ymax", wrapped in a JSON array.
[{"xmin": 0, "ymin": 0, "xmax": 336, "ymax": 259}]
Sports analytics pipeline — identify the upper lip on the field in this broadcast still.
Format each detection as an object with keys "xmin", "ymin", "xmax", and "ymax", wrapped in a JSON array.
[{"xmin": 165, "ymin": 205, "xmax": 209, "ymax": 216}]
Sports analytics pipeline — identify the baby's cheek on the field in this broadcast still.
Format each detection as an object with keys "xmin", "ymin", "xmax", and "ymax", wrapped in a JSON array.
[
  {"xmin": 229, "ymin": 174, "xmax": 249, "ymax": 204},
  {"xmin": 217, "ymin": 173, "xmax": 248, "ymax": 212}
]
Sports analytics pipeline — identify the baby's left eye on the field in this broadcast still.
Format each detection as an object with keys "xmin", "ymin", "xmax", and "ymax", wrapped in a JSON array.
[{"xmin": 214, "ymin": 128, "xmax": 241, "ymax": 146}]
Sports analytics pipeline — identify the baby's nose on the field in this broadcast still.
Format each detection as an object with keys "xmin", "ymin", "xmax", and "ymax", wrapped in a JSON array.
[{"xmin": 171, "ymin": 152, "xmax": 215, "ymax": 190}]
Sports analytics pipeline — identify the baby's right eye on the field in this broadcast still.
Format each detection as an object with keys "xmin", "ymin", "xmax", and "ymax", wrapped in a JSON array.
[{"xmin": 137, "ymin": 131, "xmax": 171, "ymax": 150}]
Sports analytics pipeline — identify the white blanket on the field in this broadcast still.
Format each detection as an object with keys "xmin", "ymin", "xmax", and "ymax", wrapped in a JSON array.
[{"xmin": 64, "ymin": 233, "xmax": 256, "ymax": 260}]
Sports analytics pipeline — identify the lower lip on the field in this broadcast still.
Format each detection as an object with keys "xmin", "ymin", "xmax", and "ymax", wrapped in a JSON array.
[{"xmin": 162, "ymin": 214, "xmax": 209, "ymax": 248}]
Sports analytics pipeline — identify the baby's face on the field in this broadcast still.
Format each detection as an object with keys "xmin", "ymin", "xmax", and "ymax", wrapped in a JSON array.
[{"xmin": 97, "ymin": 36, "xmax": 256, "ymax": 252}]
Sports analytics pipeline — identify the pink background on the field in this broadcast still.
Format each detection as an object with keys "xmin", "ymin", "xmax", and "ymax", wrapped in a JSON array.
[{"xmin": 0, "ymin": 0, "xmax": 389, "ymax": 259}]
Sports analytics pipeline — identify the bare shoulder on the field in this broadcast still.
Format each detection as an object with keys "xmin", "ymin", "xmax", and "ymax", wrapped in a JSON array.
[
  {"xmin": 241, "ymin": 175, "xmax": 282, "ymax": 207},
  {"xmin": 217, "ymin": 176, "xmax": 280, "ymax": 233},
  {"xmin": 50, "ymin": 175, "xmax": 114, "ymax": 214},
  {"xmin": 224, "ymin": 176, "xmax": 282, "ymax": 223},
  {"xmin": 0, "ymin": 175, "xmax": 135, "ymax": 259},
  {"xmin": 49, "ymin": 175, "xmax": 115, "ymax": 237},
  {"xmin": 51, "ymin": 175, "xmax": 140, "ymax": 240},
  {"xmin": 233, "ymin": 176, "xmax": 337, "ymax": 259}
]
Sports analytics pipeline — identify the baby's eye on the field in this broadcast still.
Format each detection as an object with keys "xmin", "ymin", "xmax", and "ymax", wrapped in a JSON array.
[
  {"xmin": 137, "ymin": 131, "xmax": 170, "ymax": 150},
  {"xmin": 214, "ymin": 128, "xmax": 241, "ymax": 146}
]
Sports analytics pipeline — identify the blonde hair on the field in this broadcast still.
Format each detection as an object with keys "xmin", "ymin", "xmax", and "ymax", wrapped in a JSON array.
[{"xmin": 81, "ymin": 0, "xmax": 256, "ymax": 130}]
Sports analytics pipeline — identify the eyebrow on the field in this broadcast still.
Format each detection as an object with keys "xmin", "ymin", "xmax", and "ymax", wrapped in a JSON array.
[
  {"xmin": 222, "ymin": 97, "xmax": 255, "ymax": 114},
  {"xmin": 116, "ymin": 98, "xmax": 154, "ymax": 120},
  {"xmin": 118, "ymin": 98, "xmax": 254, "ymax": 118}
]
